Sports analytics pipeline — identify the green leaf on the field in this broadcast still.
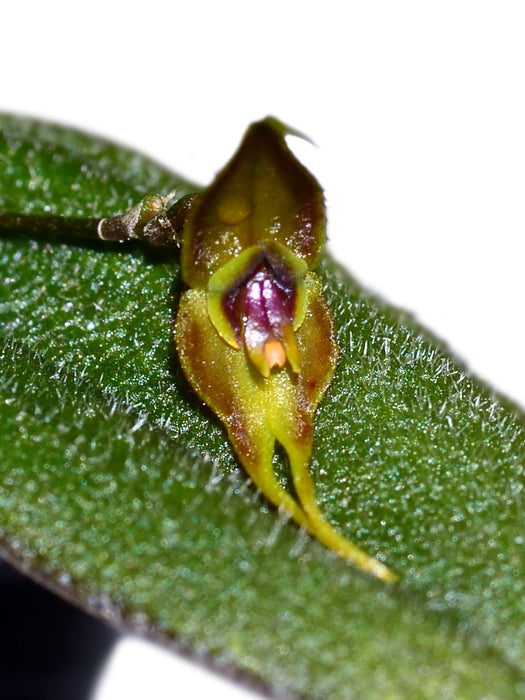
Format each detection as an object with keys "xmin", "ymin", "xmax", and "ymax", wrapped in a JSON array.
[{"xmin": 1, "ymin": 113, "xmax": 525, "ymax": 698}]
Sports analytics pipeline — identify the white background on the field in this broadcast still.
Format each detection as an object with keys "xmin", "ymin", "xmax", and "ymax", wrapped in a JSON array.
[{"xmin": 2, "ymin": 2, "xmax": 525, "ymax": 698}]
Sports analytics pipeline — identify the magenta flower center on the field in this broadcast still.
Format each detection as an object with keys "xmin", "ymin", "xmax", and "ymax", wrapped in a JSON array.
[{"xmin": 222, "ymin": 256, "xmax": 299, "ymax": 376}]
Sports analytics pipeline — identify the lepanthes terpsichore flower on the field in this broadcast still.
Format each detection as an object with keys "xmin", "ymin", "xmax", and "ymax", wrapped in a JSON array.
[{"xmin": 174, "ymin": 119, "xmax": 397, "ymax": 582}]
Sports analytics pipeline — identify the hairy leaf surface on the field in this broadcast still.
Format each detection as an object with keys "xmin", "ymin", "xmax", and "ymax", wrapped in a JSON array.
[{"xmin": 1, "ymin": 114, "xmax": 524, "ymax": 698}]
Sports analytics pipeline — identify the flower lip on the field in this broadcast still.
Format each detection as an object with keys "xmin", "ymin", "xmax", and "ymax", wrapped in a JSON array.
[
  {"xmin": 206, "ymin": 243, "xmax": 308, "ymax": 378},
  {"xmin": 224, "ymin": 255, "xmax": 294, "ymax": 341},
  {"xmin": 223, "ymin": 254, "xmax": 299, "ymax": 377}
]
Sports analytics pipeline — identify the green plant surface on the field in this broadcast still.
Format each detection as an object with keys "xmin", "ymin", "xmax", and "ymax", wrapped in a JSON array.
[{"xmin": 1, "ymin": 113, "xmax": 525, "ymax": 698}]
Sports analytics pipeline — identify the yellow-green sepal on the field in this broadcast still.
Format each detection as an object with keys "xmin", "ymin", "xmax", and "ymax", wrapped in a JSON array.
[{"xmin": 179, "ymin": 118, "xmax": 326, "ymax": 290}]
